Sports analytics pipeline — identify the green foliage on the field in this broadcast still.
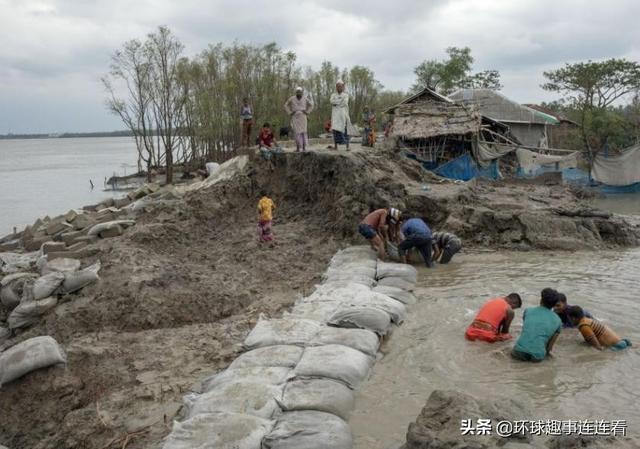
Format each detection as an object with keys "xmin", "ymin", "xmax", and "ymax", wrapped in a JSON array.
[
  {"xmin": 412, "ymin": 47, "xmax": 501, "ymax": 94},
  {"xmin": 542, "ymin": 59, "xmax": 640, "ymax": 155},
  {"xmin": 105, "ymin": 28, "xmax": 400, "ymax": 168}
]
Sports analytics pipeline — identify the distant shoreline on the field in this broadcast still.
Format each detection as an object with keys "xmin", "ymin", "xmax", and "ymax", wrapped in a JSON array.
[{"xmin": 0, "ymin": 131, "xmax": 134, "ymax": 140}]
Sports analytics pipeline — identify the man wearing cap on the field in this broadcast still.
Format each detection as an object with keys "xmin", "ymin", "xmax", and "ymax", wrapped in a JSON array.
[
  {"xmin": 284, "ymin": 87, "xmax": 314, "ymax": 152},
  {"xmin": 358, "ymin": 207, "xmax": 401, "ymax": 260},
  {"xmin": 330, "ymin": 80, "xmax": 353, "ymax": 151}
]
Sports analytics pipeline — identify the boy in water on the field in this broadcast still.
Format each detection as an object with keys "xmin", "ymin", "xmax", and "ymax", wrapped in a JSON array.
[
  {"xmin": 511, "ymin": 288, "xmax": 562, "ymax": 362},
  {"xmin": 568, "ymin": 306, "xmax": 631, "ymax": 351},
  {"xmin": 257, "ymin": 191, "xmax": 275, "ymax": 243},
  {"xmin": 465, "ymin": 294, "xmax": 522, "ymax": 342},
  {"xmin": 553, "ymin": 293, "xmax": 592, "ymax": 328}
]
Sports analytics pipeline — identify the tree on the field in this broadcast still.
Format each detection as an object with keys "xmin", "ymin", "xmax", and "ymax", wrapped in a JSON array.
[
  {"xmin": 145, "ymin": 26, "xmax": 186, "ymax": 184},
  {"xmin": 102, "ymin": 39, "xmax": 156, "ymax": 180},
  {"xmin": 412, "ymin": 47, "xmax": 501, "ymax": 94},
  {"xmin": 542, "ymin": 58, "xmax": 640, "ymax": 159}
]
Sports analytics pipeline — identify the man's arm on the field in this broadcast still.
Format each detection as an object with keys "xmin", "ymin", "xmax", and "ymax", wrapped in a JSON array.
[
  {"xmin": 546, "ymin": 330, "xmax": 560, "ymax": 355},
  {"xmin": 579, "ymin": 325, "xmax": 603, "ymax": 350},
  {"xmin": 500, "ymin": 308, "xmax": 515, "ymax": 334},
  {"xmin": 284, "ymin": 98, "xmax": 292, "ymax": 115}
]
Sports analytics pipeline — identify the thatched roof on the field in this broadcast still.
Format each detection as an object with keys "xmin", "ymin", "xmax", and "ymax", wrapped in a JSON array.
[
  {"xmin": 384, "ymin": 87, "xmax": 451, "ymax": 114},
  {"xmin": 392, "ymin": 101, "xmax": 480, "ymax": 139}
]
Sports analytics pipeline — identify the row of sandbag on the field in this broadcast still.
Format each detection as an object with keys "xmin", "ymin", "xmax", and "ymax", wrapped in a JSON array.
[
  {"xmin": 162, "ymin": 246, "xmax": 418, "ymax": 449},
  {"xmin": 0, "ymin": 257, "xmax": 100, "ymax": 333}
]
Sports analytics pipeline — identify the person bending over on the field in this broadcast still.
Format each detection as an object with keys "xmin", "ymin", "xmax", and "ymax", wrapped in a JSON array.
[
  {"xmin": 358, "ymin": 207, "xmax": 401, "ymax": 260},
  {"xmin": 568, "ymin": 306, "xmax": 631, "ymax": 351},
  {"xmin": 511, "ymin": 288, "xmax": 562, "ymax": 362},
  {"xmin": 432, "ymin": 231, "xmax": 462, "ymax": 264},
  {"xmin": 465, "ymin": 294, "xmax": 522, "ymax": 342},
  {"xmin": 554, "ymin": 293, "xmax": 592, "ymax": 328},
  {"xmin": 398, "ymin": 214, "xmax": 433, "ymax": 268}
]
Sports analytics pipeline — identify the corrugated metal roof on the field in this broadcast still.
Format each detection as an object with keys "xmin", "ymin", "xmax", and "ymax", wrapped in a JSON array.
[{"xmin": 449, "ymin": 89, "xmax": 560, "ymax": 125}]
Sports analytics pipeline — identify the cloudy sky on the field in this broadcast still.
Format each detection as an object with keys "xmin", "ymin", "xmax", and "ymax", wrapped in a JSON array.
[{"xmin": 1, "ymin": 0, "xmax": 639, "ymax": 134}]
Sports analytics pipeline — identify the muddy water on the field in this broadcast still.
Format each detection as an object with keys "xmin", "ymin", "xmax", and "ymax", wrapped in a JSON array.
[{"xmin": 351, "ymin": 249, "xmax": 640, "ymax": 449}]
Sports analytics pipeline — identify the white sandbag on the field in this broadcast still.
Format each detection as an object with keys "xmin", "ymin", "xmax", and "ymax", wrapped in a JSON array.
[
  {"xmin": 0, "ymin": 272, "xmax": 35, "ymax": 287},
  {"xmin": 344, "ymin": 291, "xmax": 408, "ymax": 324},
  {"xmin": 162, "ymin": 411, "xmax": 273, "ymax": 449},
  {"xmin": 243, "ymin": 318, "xmax": 321, "ymax": 349},
  {"xmin": 87, "ymin": 220, "xmax": 135, "ymax": 236},
  {"xmin": 279, "ymin": 378, "xmax": 355, "ymax": 420},
  {"xmin": 0, "ymin": 336, "xmax": 66, "ymax": 386},
  {"xmin": 262, "ymin": 410, "xmax": 352, "ymax": 449},
  {"xmin": 32, "ymin": 272, "xmax": 65, "ymax": 300},
  {"xmin": 376, "ymin": 261, "xmax": 418, "ymax": 283},
  {"xmin": 376, "ymin": 276, "xmax": 415, "ymax": 291},
  {"xmin": 229, "ymin": 345, "xmax": 304, "ymax": 369},
  {"xmin": 323, "ymin": 274, "xmax": 376, "ymax": 288},
  {"xmin": 184, "ymin": 381, "xmax": 284, "ymax": 419},
  {"xmin": 41, "ymin": 257, "xmax": 81, "ymax": 275},
  {"xmin": 314, "ymin": 326, "xmax": 379, "ymax": 357},
  {"xmin": 200, "ymin": 366, "xmax": 292, "ymax": 393},
  {"xmin": 373, "ymin": 285, "xmax": 417, "ymax": 305},
  {"xmin": 328, "ymin": 305, "xmax": 392, "ymax": 336},
  {"xmin": 294, "ymin": 344, "xmax": 373, "ymax": 389},
  {"xmin": 0, "ymin": 252, "xmax": 38, "ymax": 274},
  {"xmin": 8, "ymin": 296, "xmax": 58, "ymax": 329},
  {"xmin": 326, "ymin": 264, "xmax": 376, "ymax": 280},
  {"xmin": 61, "ymin": 262, "xmax": 100, "ymax": 294},
  {"xmin": 289, "ymin": 300, "xmax": 340, "ymax": 322}
]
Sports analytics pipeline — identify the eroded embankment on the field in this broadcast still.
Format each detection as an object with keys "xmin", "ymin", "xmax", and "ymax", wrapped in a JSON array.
[{"xmin": 0, "ymin": 149, "xmax": 638, "ymax": 449}]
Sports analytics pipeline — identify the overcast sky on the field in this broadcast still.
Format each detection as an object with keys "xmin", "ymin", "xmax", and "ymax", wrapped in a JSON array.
[{"xmin": 1, "ymin": 0, "xmax": 639, "ymax": 134}]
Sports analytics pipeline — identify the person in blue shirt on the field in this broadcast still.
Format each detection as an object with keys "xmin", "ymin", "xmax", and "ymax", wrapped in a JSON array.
[
  {"xmin": 511, "ymin": 288, "xmax": 562, "ymax": 362},
  {"xmin": 553, "ymin": 293, "xmax": 592, "ymax": 328},
  {"xmin": 398, "ymin": 214, "xmax": 433, "ymax": 268}
]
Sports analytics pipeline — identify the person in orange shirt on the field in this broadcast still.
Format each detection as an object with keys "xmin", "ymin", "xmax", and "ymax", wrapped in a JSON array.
[
  {"xmin": 568, "ymin": 306, "xmax": 632, "ymax": 351},
  {"xmin": 465, "ymin": 294, "xmax": 522, "ymax": 343},
  {"xmin": 257, "ymin": 191, "xmax": 275, "ymax": 243}
]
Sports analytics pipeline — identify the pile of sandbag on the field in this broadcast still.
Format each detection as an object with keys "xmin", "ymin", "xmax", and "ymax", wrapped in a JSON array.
[
  {"xmin": 375, "ymin": 261, "xmax": 418, "ymax": 291},
  {"xmin": 161, "ymin": 246, "xmax": 420, "ymax": 449},
  {"xmin": 0, "ymin": 260, "xmax": 100, "ymax": 331}
]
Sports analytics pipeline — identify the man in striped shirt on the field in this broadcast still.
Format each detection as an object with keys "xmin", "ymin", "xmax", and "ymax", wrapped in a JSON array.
[
  {"xmin": 568, "ymin": 306, "xmax": 631, "ymax": 351},
  {"xmin": 432, "ymin": 231, "xmax": 462, "ymax": 264}
]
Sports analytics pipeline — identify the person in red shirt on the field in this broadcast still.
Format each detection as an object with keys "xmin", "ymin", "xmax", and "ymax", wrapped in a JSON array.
[
  {"xmin": 257, "ymin": 123, "xmax": 281, "ymax": 170},
  {"xmin": 465, "ymin": 294, "xmax": 522, "ymax": 343}
]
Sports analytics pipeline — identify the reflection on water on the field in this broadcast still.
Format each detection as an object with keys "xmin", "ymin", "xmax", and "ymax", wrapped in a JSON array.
[{"xmin": 351, "ymin": 250, "xmax": 640, "ymax": 449}]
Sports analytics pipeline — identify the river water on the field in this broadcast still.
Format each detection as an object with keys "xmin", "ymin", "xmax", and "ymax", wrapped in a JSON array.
[
  {"xmin": 0, "ymin": 137, "xmax": 137, "ymax": 236},
  {"xmin": 351, "ymin": 248, "xmax": 640, "ymax": 448}
]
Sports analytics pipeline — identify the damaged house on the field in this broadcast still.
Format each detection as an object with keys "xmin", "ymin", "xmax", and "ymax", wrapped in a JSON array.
[{"xmin": 387, "ymin": 87, "xmax": 579, "ymax": 181}]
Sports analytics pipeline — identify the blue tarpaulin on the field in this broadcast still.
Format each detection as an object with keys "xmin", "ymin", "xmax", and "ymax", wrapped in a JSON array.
[
  {"xmin": 432, "ymin": 153, "xmax": 499, "ymax": 181},
  {"xmin": 562, "ymin": 168, "xmax": 640, "ymax": 193}
]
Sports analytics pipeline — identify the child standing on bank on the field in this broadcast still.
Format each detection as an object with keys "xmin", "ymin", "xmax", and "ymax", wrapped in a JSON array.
[{"xmin": 257, "ymin": 191, "xmax": 275, "ymax": 243}]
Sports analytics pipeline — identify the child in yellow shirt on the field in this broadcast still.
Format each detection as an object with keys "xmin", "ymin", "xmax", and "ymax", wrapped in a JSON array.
[
  {"xmin": 568, "ymin": 306, "xmax": 631, "ymax": 351},
  {"xmin": 257, "ymin": 191, "xmax": 275, "ymax": 243}
]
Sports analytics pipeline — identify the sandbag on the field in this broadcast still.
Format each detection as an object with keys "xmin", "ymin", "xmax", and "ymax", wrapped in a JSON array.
[
  {"xmin": 32, "ymin": 272, "xmax": 65, "ymax": 300},
  {"xmin": 61, "ymin": 262, "xmax": 100, "ymax": 294},
  {"xmin": 0, "ymin": 336, "xmax": 66, "ymax": 386},
  {"xmin": 200, "ymin": 367, "xmax": 292, "ymax": 393},
  {"xmin": 1, "ymin": 275, "xmax": 36, "ymax": 310},
  {"xmin": 8, "ymin": 296, "xmax": 58, "ymax": 329},
  {"xmin": 294, "ymin": 344, "xmax": 373, "ymax": 389},
  {"xmin": 289, "ymin": 300, "xmax": 339, "ymax": 322},
  {"xmin": 328, "ymin": 305, "xmax": 392, "ymax": 336},
  {"xmin": 41, "ymin": 257, "xmax": 81, "ymax": 275},
  {"xmin": 243, "ymin": 318, "xmax": 321, "ymax": 349},
  {"xmin": 376, "ymin": 262, "xmax": 417, "ymax": 283},
  {"xmin": 229, "ymin": 345, "xmax": 304, "ymax": 369},
  {"xmin": 314, "ymin": 326, "xmax": 379, "ymax": 357},
  {"xmin": 345, "ymin": 291, "xmax": 408, "ymax": 324},
  {"xmin": 323, "ymin": 274, "xmax": 376, "ymax": 288},
  {"xmin": 0, "ymin": 252, "xmax": 38, "ymax": 274},
  {"xmin": 162, "ymin": 411, "xmax": 273, "ymax": 449},
  {"xmin": 205, "ymin": 162, "xmax": 220, "ymax": 176},
  {"xmin": 0, "ymin": 327, "xmax": 9, "ymax": 343},
  {"xmin": 279, "ymin": 378, "xmax": 355, "ymax": 420},
  {"xmin": 87, "ymin": 220, "xmax": 135, "ymax": 237},
  {"xmin": 373, "ymin": 285, "xmax": 417, "ymax": 305},
  {"xmin": 376, "ymin": 276, "xmax": 415, "ymax": 291},
  {"xmin": 184, "ymin": 381, "xmax": 284, "ymax": 419},
  {"xmin": 262, "ymin": 410, "xmax": 352, "ymax": 449}
]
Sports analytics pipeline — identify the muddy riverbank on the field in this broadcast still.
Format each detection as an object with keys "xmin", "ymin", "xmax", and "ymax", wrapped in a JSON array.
[{"xmin": 1, "ymin": 147, "xmax": 639, "ymax": 449}]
